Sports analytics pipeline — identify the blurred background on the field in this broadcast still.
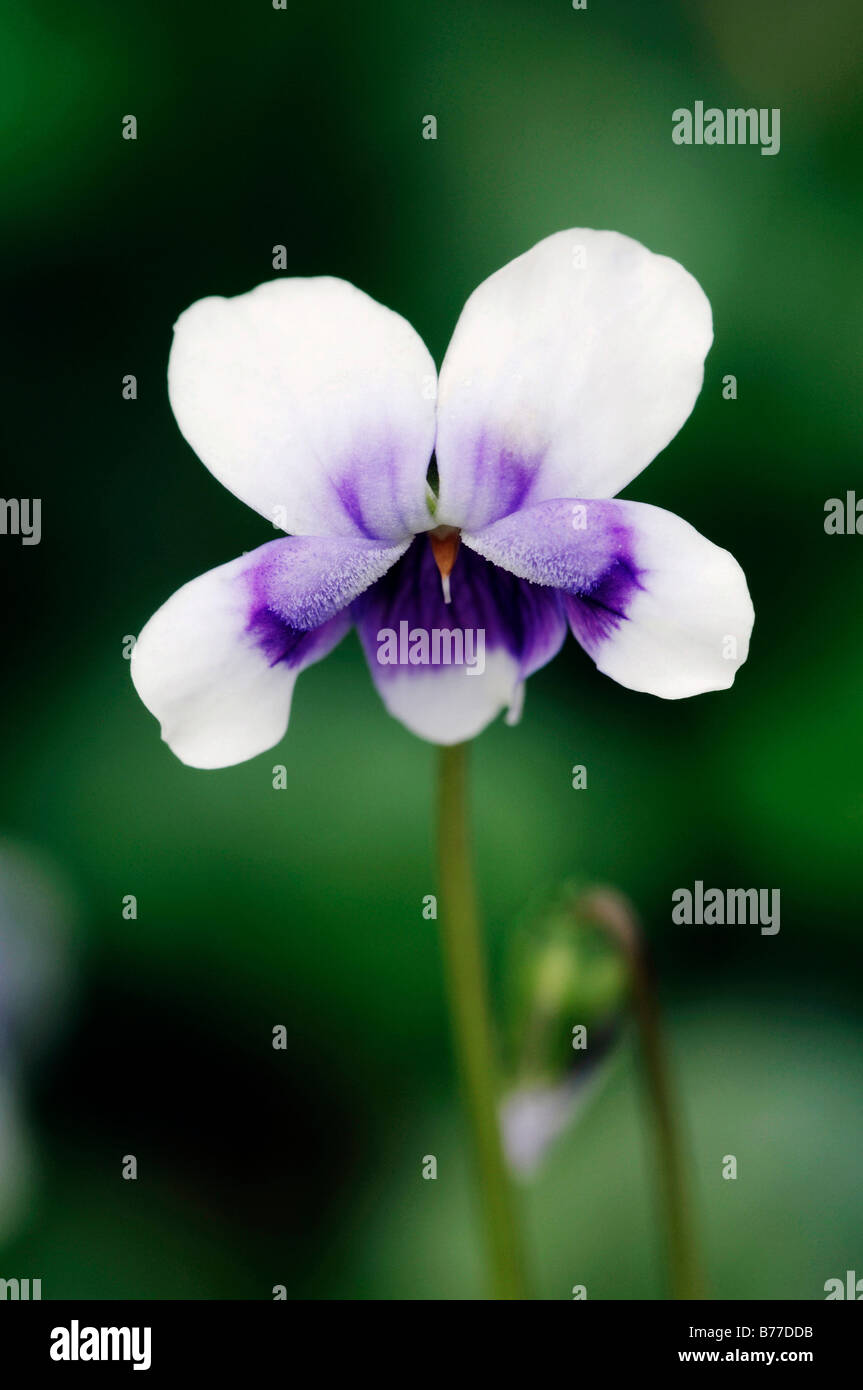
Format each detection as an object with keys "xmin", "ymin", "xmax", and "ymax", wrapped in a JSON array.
[{"xmin": 1, "ymin": 0, "xmax": 862, "ymax": 1299}]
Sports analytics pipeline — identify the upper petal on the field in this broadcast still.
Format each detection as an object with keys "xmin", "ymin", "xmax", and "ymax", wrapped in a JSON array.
[
  {"xmin": 168, "ymin": 278, "xmax": 437, "ymax": 541},
  {"xmin": 435, "ymin": 230, "xmax": 713, "ymax": 531},
  {"xmin": 464, "ymin": 498, "xmax": 753, "ymax": 698},
  {"xmin": 131, "ymin": 534, "xmax": 404, "ymax": 768}
]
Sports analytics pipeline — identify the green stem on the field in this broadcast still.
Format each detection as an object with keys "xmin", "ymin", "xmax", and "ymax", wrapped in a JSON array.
[
  {"xmin": 578, "ymin": 889, "xmax": 705, "ymax": 1300},
  {"xmin": 629, "ymin": 941, "xmax": 705, "ymax": 1300},
  {"xmin": 435, "ymin": 742, "xmax": 528, "ymax": 1300}
]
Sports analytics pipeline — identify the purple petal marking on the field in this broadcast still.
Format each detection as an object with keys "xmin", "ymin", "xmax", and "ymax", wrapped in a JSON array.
[
  {"xmin": 351, "ymin": 533, "xmax": 566, "ymax": 679},
  {"xmin": 242, "ymin": 533, "xmax": 404, "ymax": 626},
  {"xmin": 562, "ymin": 556, "xmax": 643, "ymax": 654},
  {"xmin": 463, "ymin": 498, "xmax": 646, "ymax": 656},
  {"xmin": 458, "ymin": 429, "xmax": 540, "ymax": 525},
  {"xmin": 332, "ymin": 475, "xmax": 377, "ymax": 540},
  {"xmin": 331, "ymin": 441, "xmax": 427, "ymax": 541},
  {"xmin": 238, "ymin": 533, "xmax": 405, "ymax": 668},
  {"xmin": 247, "ymin": 605, "xmax": 350, "ymax": 670}
]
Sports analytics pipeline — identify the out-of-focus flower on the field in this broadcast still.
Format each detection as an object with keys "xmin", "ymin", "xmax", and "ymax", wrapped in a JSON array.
[
  {"xmin": 0, "ymin": 840, "xmax": 74, "ymax": 1070},
  {"xmin": 0, "ymin": 839, "xmax": 76, "ymax": 1242},
  {"xmin": 500, "ymin": 889, "xmax": 629, "ymax": 1176}
]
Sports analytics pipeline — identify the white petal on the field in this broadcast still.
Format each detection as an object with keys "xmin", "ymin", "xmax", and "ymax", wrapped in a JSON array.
[
  {"xmin": 130, "ymin": 543, "xmax": 353, "ymax": 769},
  {"xmin": 435, "ymin": 229, "xmax": 713, "ymax": 530},
  {"xmin": 582, "ymin": 503, "xmax": 752, "ymax": 697},
  {"xmin": 369, "ymin": 649, "xmax": 523, "ymax": 745},
  {"xmin": 465, "ymin": 498, "xmax": 753, "ymax": 698},
  {"xmin": 168, "ymin": 278, "xmax": 437, "ymax": 540}
]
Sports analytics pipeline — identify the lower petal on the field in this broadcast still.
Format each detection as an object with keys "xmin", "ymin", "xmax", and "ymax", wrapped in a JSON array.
[
  {"xmin": 351, "ymin": 536, "xmax": 566, "ymax": 743},
  {"xmin": 464, "ymin": 499, "xmax": 754, "ymax": 698},
  {"xmin": 130, "ymin": 534, "xmax": 403, "ymax": 768}
]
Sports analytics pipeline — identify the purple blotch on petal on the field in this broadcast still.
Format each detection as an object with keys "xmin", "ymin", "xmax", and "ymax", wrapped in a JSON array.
[
  {"xmin": 464, "ymin": 499, "xmax": 647, "ymax": 656},
  {"xmin": 463, "ymin": 430, "xmax": 541, "ymax": 525},
  {"xmin": 332, "ymin": 475, "xmax": 377, "ymax": 540},
  {"xmin": 246, "ymin": 604, "xmax": 349, "ymax": 670},
  {"xmin": 564, "ymin": 554, "xmax": 645, "ymax": 654},
  {"xmin": 352, "ymin": 535, "xmax": 566, "ymax": 679}
]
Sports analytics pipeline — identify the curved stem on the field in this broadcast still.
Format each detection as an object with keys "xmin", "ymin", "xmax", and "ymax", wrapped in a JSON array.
[
  {"xmin": 578, "ymin": 888, "xmax": 706, "ymax": 1300},
  {"xmin": 629, "ymin": 942, "xmax": 705, "ymax": 1300},
  {"xmin": 435, "ymin": 742, "xmax": 528, "ymax": 1300}
]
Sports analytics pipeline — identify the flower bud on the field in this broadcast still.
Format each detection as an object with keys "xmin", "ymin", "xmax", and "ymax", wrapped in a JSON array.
[{"xmin": 500, "ymin": 885, "xmax": 632, "ymax": 1175}]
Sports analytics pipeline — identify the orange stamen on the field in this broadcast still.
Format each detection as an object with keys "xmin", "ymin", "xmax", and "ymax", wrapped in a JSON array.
[{"xmin": 429, "ymin": 526, "xmax": 460, "ymax": 604}]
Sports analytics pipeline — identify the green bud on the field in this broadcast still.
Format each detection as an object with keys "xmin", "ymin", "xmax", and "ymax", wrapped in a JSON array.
[{"xmin": 501, "ymin": 884, "xmax": 634, "ymax": 1175}]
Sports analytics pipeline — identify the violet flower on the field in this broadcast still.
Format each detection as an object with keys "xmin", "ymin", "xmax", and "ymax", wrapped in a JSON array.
[{"xmin": 131, "ymin": 229, "xmax": 753, "ymax": 766}]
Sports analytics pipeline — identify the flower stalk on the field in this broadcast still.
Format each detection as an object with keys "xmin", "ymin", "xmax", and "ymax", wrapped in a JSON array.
[
  {"xmin": 435, "ymin": 742, "xmax": 528, "ymax": 1300},
  {"xmin": 577, "ymin": 888, "xmax": 705, "ymax": 1300}
]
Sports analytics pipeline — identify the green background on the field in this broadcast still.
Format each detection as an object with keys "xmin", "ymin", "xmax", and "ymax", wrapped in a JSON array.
[{"xmin": 1, "ymin": 0, "xmax": 861, "ymax": 1298}]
